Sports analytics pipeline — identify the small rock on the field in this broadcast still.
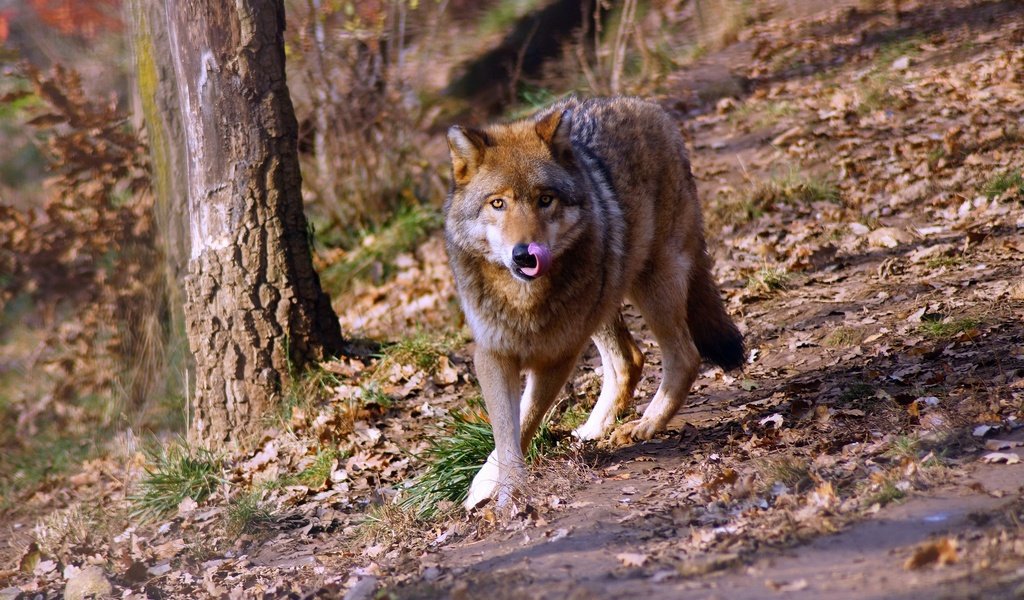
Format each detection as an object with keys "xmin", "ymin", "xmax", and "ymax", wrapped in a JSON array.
[
  {"xmin": 64, "ymin": 566, "xmax": 112, "ymax": 600},
  {"xmin": 849, "ymin": 222, "xmax": 870, "ymax": 236},
  {"xmin": 715, "ymin": 97, "xmax": 738, "ymax": 114},
  {"xmin": 343, "ymin": 576, "xmax": 378, "ymax": 600},
  {"xmin": 868, "ymin": 227, "xmax": 912, "ymax": 248}
]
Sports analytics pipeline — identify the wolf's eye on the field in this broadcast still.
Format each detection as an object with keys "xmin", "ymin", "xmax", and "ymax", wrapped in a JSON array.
[
  {"xmin": 489, "ymin": 197, "xmax": 505, "ymax": 210},
  {"xmin": 538, "ymin": 194, "xmax": 555, "ymax": 208}
]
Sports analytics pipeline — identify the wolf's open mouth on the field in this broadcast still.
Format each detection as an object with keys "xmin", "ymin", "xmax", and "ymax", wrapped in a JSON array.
[{"xmin": 511, "ymin": 265, "xmax": 538, "ymax": 281}]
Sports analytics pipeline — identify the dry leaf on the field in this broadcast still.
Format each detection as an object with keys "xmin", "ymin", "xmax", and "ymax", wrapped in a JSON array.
[
  {"xmin": 980, "ymin": 452, "xmax": 1021, "ymax": 465},
  {"xmin": 904, "ymin": 538, "xmax": 958, "ymax": 570},
  {"xmin": 766, "ymin": 578, "xmax": 809, "ymax": 592},
  {"xmin": 616, "ymin": 552, "xmax": 648, "ymax": 568},
  {"xmin": 984, "ymin": 439, "xmax": 1024, "ymax": 451}
]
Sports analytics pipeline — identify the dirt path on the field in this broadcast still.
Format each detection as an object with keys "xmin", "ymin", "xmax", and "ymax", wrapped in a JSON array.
[{"xmin": 396, "ymin": 454, "xmax": 1023, "ymax": 599}]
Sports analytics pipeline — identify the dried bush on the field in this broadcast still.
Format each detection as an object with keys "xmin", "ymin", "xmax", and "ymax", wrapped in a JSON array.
[
  {"xmin": 286, "ymin": 0, "xmax": 448, "ymax": 236},
  {"xmin": 0, "ymin": 64, "xmax": 166, "ymax": 438}
]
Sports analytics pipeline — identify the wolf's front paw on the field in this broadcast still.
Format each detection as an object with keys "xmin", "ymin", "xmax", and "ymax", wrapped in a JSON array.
[
  {"xmin": 572, "ymin": 416, "xmax": 614, "ymax": 442},
  {"xmin": 607, "ymin": 417, "xmax": 659, "ymax": 446},
  {"xmin": 464, "ymin": 457, "xmax": 501, "ymax": 510}
]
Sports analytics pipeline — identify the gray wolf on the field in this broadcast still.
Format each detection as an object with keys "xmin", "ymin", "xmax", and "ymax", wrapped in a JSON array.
[{"xmin": 443, "ymin": 96, "xmax": 744, "ymax": 509}]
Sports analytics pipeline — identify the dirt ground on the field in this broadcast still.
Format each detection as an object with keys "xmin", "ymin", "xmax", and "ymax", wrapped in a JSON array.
[{"xmin": 3, "ymin": 1, "xmax": 1023, "ymax": 598}]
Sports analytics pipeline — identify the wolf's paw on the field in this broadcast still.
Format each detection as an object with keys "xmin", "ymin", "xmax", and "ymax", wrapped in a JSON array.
[
  {"xmin": 464, "ymin": 458, "xmax": 501, "ymax": 510},
  {"xmin": 607, "ymin": 417, "xmax": 659, "ymax": 447},
  {"xmin": 572, "ymin": 417, "xmax": 613, "ymax": 442}
]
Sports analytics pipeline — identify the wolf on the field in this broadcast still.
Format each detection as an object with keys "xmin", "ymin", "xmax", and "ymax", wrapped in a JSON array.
[{"xmin": 444, "ymin": 96, "xmax": 744, "ymax": 509}]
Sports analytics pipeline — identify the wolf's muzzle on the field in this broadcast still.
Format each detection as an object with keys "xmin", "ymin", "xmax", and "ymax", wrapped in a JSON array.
[{"xmin": 512, "ymin": 243, "xmax": 537, "ymax": 269}]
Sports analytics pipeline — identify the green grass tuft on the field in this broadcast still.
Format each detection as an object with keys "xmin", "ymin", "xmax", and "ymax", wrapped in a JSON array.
[
  {"xmin": 400, "ymin": 409, "xmax": 556, "ymax": 518},
  {"xmin": 294, "ymin": 447, "xmax": 341, "ymax": 489},
  {"xmin": 925, "ymin": 255, "xmax": 963, "ymax": 270},
  {"xmin": 226, "ymin": 489, "xmax": 274, "ymax": 536},
  {"xmin": 885, "ymin": 435, "xmax": 920, "ymax": 461},
  {"xmin": 751, "ymin": 169, "xmax": 841, "ymax": 206},
  {"xmin": 373, "ymin": 331, "xmax": 462, "ymax": 380},
  {"xmin": 129, "ymin": 442, "xmax": 222, "ymax": 521},
  {"xmin": 868, "ymin": 479, "xmax": 906, "ymax": 507},
  {"xmin": 746, "ymin": 265, "xmax": 791, "ymax": 294},
  {"xmin": 918, "ymin": 317, "xmax": 980, "ymax": 339},
  {"xmin": 982, "ymin": 169, "xmax": 1024, "ymax": 200},
  {"xmin": 320, "ymin": 204, "xmax": 441, "ymax": 295}
]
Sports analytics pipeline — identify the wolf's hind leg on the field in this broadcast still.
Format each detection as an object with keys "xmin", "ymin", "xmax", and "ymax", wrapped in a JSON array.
[
  {"xmin": 612, "ymin": 262, "xmax": 700, "ymax": 444},
  {"xmin": 573, "ymin": 312, "xmax": 644, "ymax": 441}
]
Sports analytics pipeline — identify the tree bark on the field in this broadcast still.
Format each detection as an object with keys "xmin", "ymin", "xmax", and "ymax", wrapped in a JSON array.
[
  {"xmin": 153, "ymin": 0, "xmax": 343, "ymax": 450},
  {"xmin": 128, "ymin": 0, "xmax": 192, "ymax": 392}
]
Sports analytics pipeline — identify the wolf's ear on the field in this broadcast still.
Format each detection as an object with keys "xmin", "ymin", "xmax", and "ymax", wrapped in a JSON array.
[
  {"xmin": 535, "ymin": 108, "xmax": 574, "ymax": 165},
  {"xmin": 447, "ymin": 125, "xmax": 489, "ymax": 185}
]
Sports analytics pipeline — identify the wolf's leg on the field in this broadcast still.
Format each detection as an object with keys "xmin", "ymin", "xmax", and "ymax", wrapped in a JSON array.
[
  {"xmin": 613, "ymin": 259, "xmax": 700, "ymax": 444},
  {"xmin": 465, "ymin": 348, "xmax": 525, "ymax": 510},
  {"xmin": 573, "ymin": 312, "xmax": 644, "ymax": 441},
  {"xmin": 520, "ymin": 356, "xmax": 579, "ymax": 448}
]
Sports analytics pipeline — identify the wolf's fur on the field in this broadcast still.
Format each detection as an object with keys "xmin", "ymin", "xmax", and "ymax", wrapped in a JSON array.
[{"xmin": 444, "ymin": 96, "xmax": 743, "ymax": 509}]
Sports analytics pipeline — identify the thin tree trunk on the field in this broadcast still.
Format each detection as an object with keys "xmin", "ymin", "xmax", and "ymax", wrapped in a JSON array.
[
  {"xmin": 154, "ymin": 0, "xmax": 343, "ymax": 450},
  {"xmin": 128, "ymin": 0, "xmax": 191, "ymax": 376}
]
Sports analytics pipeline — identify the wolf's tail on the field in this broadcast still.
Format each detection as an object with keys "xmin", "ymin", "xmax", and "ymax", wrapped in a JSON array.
[{"xmin": 687, "ymin": 253, "xmax": 745, "ymax": 371}]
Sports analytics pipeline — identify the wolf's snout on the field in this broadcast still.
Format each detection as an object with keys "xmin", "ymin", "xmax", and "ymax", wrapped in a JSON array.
[
  {"xmin": 512, "ymin": 244, "xmax": 536, "ymax": 268},
  {"xmin": 512, "ymin": 242, "xmax": 551, "ymax": 279}
]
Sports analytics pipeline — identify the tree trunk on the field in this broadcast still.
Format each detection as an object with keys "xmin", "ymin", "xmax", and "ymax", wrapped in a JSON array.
[
  {"xmin": 150, "ymin": 0, "xmax": 343, "ymax": 450},
  {"xmin": 128, "ymin": 0, "xmax": 193, "ymax": 398}
]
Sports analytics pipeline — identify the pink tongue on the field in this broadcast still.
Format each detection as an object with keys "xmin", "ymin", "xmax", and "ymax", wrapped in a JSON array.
[{"xmin": 521, "ymin": 242, "xmax": 551, "ymax": 277}]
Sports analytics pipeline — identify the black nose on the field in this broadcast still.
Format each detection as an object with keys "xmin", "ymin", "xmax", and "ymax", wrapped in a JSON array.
[{"xmin": 512, "ymin": 243, "xmax": 536, "ymax": 268}]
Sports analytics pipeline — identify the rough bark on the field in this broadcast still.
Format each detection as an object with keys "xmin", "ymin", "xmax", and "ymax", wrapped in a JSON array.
[{"xmin": 155, "ymin": 0, "xmax": 344, "ymax": 449}]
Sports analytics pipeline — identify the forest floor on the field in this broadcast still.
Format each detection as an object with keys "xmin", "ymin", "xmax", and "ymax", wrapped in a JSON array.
[{"xmin": 3, "ymin": 0, "xmax": 1024, "ymax": 599}]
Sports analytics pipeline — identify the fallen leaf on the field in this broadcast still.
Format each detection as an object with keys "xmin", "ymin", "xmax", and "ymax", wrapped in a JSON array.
[
  {"xmin": 546, "ymin": 527, "xmax": 571, "ymax": 542},
  {"xmin": 904, "ymin": 538, "xmax": 958, "ymax": 570},
  {"xmin": 766, "ymin": 578, "xmax": 809, "ymax": 592},
  {"xmin": 616, "ymin": 552, "xmax": 648, "ymax": 568},
  {"xmin": 984, "ymin": 439, "xmax": 1024, "ymax": 451},
  {"xmin": 980, "ymin": 452, "xmax": 1021, "ymax": 464},
  {"xmin": 64, "ymin": 565, "xmax": 113, "ymax": 600},
  {"xmin": 972, "ymin": 425, "xmax": 994, "ymax": 437}
]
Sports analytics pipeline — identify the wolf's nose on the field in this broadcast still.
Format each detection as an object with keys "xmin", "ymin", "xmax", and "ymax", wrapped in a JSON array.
[{"xmin": 512, "ymin": 243, "xmax": 537, "ymax": 268}]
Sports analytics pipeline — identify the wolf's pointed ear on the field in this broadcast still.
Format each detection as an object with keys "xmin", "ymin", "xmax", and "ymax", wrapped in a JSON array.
[
  {"xmin": 447, "ymin": 125, "xmax": 489, "ymax": 185},
  {"xmin": 536, "ymin": 108, "xmax": 574, "ymax": 165}
]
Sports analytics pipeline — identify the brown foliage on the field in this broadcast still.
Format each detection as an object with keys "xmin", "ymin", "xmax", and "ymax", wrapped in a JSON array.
[
  {"xmin": 27, "ymin": 0, "xmax": 123, "ymax": 39},
  {"xmin": 0, "ymin": 64, "xmax": 159, "ymax": 425}
]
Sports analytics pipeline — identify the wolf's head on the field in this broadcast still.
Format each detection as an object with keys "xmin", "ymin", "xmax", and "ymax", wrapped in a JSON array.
[{"xmin": 444, "ymin": 107, "xmax": 585, "ymax": 282}]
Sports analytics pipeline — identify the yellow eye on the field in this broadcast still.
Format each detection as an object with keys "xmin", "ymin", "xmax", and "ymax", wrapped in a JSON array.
[
  {"xmin": 489, "ymin": 197, "xmax": 505, "ymax": 209},
  {"xmin": 538, "ymin": 194, "xmax": 555, "ymax": 207}
]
